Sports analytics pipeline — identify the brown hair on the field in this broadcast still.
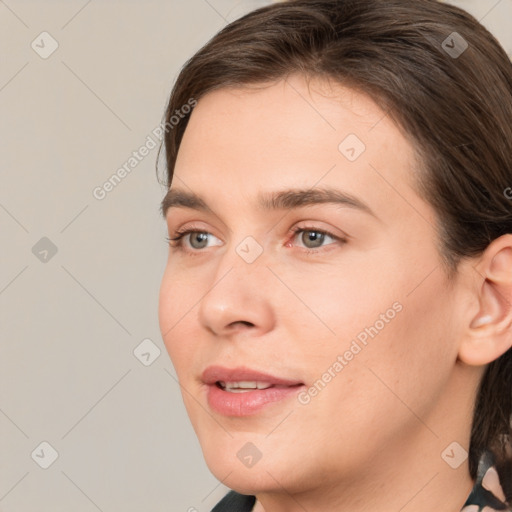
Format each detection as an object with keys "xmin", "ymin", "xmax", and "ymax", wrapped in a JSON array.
[{"xmin": 156, "ymin": 0, "xmax": 512, "ymax": 488}]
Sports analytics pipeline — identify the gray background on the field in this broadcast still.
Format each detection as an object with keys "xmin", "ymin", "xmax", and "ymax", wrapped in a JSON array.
[{"xmin": 1, "ymin": 1, "xmax": 511, "ymax": 511}]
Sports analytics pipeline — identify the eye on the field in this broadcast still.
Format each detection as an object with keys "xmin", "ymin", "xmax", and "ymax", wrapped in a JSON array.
[
  {"xmin": 166, "ymin": 229, "xmax": 222, "ymax": 251},
  {"xmin": 165, "ymin": 225, "xmax": 346, "ymax": 254},
  {"xmin": 289, "ymin": 226, "xmax": 345, "ymax": 251}
]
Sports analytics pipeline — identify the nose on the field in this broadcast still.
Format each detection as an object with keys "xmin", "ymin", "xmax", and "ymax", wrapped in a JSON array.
[{"xmin": 198, "ymin": 245, "xmax": 276, "ymax": 338}]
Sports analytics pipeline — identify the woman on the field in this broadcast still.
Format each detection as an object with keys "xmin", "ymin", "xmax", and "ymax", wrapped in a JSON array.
[{"xmin": 157, "ymin": 0, "xmax": 512, "ymax": 510}]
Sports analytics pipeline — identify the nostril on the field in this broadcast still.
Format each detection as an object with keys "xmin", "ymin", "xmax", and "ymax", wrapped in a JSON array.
[{"xmin": 230, "ymin": 320, "xmax": 254, "ymax": 328}]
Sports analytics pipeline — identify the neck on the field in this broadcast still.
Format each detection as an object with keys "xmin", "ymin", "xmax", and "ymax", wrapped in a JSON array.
[
  {"xmin": 252, "ymin": 442, "xmax": 474, "ymax": 512},
  {"xmin": 252, "ymin": 364, "xmax": 481, "ymax": 512}
]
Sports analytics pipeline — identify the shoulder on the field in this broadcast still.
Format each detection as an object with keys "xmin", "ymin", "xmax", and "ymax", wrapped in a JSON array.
[
  {"xmin": 461, "ymin": 449, "xmax": 511, "ymax": 512},
  {"xmin": 210, "ymin": 490, "xmax": 256, "ymax": 512}
]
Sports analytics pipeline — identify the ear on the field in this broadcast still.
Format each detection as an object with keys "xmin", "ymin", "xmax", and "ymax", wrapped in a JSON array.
[{"xmin": 458, "ymin": 234, "xmax": 512, "ymax": 366}]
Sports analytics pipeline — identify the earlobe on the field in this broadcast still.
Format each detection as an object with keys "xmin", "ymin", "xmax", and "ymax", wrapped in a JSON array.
[{"xmin": 458, "ymin": 235, "xmax": 512, "ymax": 366}]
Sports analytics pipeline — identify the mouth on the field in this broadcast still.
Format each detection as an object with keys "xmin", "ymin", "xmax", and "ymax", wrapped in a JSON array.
[
  {"xmin": 202, "ymin": 366, "xmax": 305, "ymax": 417},
  {"xmin": 216, "ymin": 380, "xmax": 285, "ymax": 392}
]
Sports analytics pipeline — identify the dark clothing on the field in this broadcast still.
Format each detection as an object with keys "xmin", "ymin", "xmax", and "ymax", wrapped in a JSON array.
[{"xmin": 211, "ymin": 491, "xmax": 255, "ymax": 512}]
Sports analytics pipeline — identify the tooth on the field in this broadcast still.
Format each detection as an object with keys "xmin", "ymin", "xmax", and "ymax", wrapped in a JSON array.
[
  {"xmin": 224, "ymin": 381, "xmax": 255, "ymax": 389},
  {"xmin": 238, "ymin": 381, "xmax": 258, "ymax": 388},
  {"xmin": 221, "ymin": 381, "xmax": 274, "ymax": 391}
]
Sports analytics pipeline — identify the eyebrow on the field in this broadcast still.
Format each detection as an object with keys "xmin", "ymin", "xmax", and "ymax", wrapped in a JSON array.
[{"xmin": 160, "ymin": 187, "xmax": 378, "ymax": 219}]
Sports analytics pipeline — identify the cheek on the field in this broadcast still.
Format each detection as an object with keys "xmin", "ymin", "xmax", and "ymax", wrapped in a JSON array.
[
  {"xmin": 158, "ymin": 267, "xmax": 198, "ymax": 369},
  {"xmin": 289, "ymin": 281, "xmax": 457, "ymax": 474},
  {"xmin": 158, "ymin": 270, "xmax": 176, "ymax": 350},
  {"xmin": 338, "ymin": 268, "xmax": 458, "ymax": 419},
  {"xmin": 275, "ymin": 258, "xmax": 401, "ymax": 353},
  {"xmin": 293, "ymin": 255, "xmax": 458, "ymax": 418}
]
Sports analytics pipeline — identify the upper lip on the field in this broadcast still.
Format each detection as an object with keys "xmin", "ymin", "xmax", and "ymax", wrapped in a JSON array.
[{"xmin": 202, "ymin": 365, "xmax": 304, "ymax": 386}]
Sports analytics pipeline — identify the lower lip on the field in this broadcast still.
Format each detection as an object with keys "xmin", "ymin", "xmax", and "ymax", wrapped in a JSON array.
[{"xmin": 206, "ymin": 383, "xmax": 304, "ymax": 416}]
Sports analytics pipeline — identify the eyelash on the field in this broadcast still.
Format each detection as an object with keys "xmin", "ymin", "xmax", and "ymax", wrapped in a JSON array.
[{"xmin": 165, "ymin": 225, "xmax": 346, "ymax": 255}]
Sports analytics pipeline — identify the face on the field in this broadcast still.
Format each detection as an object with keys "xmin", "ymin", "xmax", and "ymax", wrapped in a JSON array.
[{"xmin": 158, "ymin": 75, "xmax": 467, "ymax": 495}]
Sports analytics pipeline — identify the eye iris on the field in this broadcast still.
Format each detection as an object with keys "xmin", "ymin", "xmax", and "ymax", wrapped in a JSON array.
[
  {"xmin": 302, "ymin": 230, "xmax": 324, "ymax": 248},
  {"xmin": 190, "ymin": 232, "xmax": 209, "ymax": 249}
]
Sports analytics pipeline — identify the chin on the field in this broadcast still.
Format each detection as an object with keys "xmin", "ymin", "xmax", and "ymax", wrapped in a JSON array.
[
  {"xmin": 204, "ymin": 455, "xmax": 282, "ymax": 496},
  {"xmin": 198, "ymin": 430, "xmax": 306, "ymax": 496}
]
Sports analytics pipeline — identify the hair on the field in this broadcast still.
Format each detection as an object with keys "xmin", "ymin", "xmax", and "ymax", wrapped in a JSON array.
[{"xmin": 156, "ymin": 0, "xmax": 512, "ymax": 491}]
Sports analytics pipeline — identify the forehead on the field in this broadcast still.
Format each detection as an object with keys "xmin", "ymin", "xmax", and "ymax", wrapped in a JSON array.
[
  {"xmin": 176, "ymin": 75, "xmax": 412, "ymax": 168},
  {"xmin": 181, "ymin": 77, "xmax": 392, "ymax": 151},
  {"xmin": 170, "ymin": 74, "xmax": 430, "ymax": 226}
]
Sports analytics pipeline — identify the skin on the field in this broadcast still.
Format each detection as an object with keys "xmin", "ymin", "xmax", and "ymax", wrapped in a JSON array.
[{"xmin": 158, "ymin": 74, "xmax": 512, "ymax": 512}]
